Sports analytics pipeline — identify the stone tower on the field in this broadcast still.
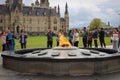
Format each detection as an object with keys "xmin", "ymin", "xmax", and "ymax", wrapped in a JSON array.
[
  {"xmin": 58, "ymin": 5, "xmax": 60, "ymax": 16},
  {"xmin": 40, "ymin": 0, "xmax": 49, "ymax": 8},
  {"xmin": 5, "ymin": 0, "xmax": 23, "ymax": 34},
  {"xmin": 6, "ymin": 0, "xmax": 23, "ymax": 10},
  {"xmin": 64, "ymin": 2, "xmax": 69, "ymax": 31}
]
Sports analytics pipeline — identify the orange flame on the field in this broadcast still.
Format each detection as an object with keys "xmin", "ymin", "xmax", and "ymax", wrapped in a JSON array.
[{"xmin": 58, "ymin": 32, "xmax": 71, "ymax": 47}]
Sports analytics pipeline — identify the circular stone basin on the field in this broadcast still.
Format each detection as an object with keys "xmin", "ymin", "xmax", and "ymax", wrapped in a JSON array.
[{"xmin": 1, "ymin": 46, "xmax": 120, "ymax": 76}]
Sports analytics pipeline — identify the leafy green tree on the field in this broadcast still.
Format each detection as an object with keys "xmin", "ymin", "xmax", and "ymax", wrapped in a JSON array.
[{"xmin": 89, "ymin": 18, "xmax": 102, "ymax": 30}]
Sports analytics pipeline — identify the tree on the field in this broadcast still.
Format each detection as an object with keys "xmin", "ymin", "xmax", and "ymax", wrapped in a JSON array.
[{"xmin": 89, "ymin": 18, "xmax": 102, "ymax": 30}]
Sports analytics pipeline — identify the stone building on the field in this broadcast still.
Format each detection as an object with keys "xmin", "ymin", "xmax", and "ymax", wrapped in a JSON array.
[{"xmin": 0, "ymin": 0, "xmax": 69, "ymax": 35}]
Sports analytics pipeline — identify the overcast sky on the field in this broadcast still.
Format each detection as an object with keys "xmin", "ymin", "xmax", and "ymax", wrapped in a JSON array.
[{"xmin": 0, "ymin": 0, "xmax": 120, "ymax": 28}]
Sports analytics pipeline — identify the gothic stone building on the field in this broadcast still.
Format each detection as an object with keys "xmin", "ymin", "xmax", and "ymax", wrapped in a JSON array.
[{"xmin": 0, "ymin": 0, "xmax": 69, "ymax": 35}]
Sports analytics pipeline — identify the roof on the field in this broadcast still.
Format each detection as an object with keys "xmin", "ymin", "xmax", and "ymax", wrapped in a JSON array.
[
  {"xmin": 0, "ymin": 5, "xmax": 10, "ymax": 15},
  {"xmin": 23, "ymin": 6, "xmax": 58, "ymax": 16},
  {"xmin": 0, "ymin": 3, "xmax": 58, "ymax": 17}
]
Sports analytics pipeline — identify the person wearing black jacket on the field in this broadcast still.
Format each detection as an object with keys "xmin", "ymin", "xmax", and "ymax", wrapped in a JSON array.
[
  {"xmin": 82, "ymin": 27, "xmax": 88, "ymax": 48},
  {"xmin": 99, "ymin": 28, "xmax": 106, "ymax": 48},
  {"xmin": 92, "ymin": 29, "xmax": 98, "ymax": 48},
  {"xmin": 46, "ymin": 29, "xmax": 54, "ymax": 48}
]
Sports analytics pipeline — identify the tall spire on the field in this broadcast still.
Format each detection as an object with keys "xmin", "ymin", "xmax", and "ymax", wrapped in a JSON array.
[
  {"xmin": 64, "ymin": 2, "xmax": 69, "ymax": 32},
  {"xmin": 65, "ymin": 2, "xmax": 68, "ymax": 14},
  {"xmin": 58, "ymin": 4, "xmax": 60, "ymax": 15}
]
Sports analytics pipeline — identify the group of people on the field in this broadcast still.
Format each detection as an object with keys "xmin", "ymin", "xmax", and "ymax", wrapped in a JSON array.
[
  {"xmin": 1, "ymin": 27, "xmax": 120, "ymax": 52},
  {"xmin": 46, "ymin": 29, "xmax": 80, "ymax": 48},
  {"xmin": 69, "ymin": 27, "xmax": 106, "ymax": 48},
  {"xmin": 82, "ymin": 27, "xmax": 106, "ymax": 48},
  {"xmin": 0, "ymin": 30, "xmax": 27, "ymax": 51},
  {"xmin": 46, "ymin": 27, "xmax": 107, "ymax": 49}
]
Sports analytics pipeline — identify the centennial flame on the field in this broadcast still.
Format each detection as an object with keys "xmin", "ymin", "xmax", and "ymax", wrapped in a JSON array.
[{"xmin": 58, "ymin": 32, "xmax": 71, "ymax": 47}]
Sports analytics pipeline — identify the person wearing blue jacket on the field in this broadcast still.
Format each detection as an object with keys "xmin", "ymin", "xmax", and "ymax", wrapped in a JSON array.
[
  {"xmin": 19, "ymin": 31, "xmax": 27, "ymax": 49},
  {"xmin": 6, "ymin": 30, "xmax": 15, "ymax": 51}
]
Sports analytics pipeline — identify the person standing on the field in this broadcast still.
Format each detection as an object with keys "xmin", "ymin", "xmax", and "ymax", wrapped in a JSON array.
[
  {"xmin": 99, "ymin": 28, "xmax": 106, "ymax": 48},
  {"xmin": 111, "ymin": 28, "xmax": 119, "ymax": 50},
  {"xmin": 73, "ymin": 29, "xmax": 79, "ymax": 47},
  {"xmin": 56, "ymin": 29, "xmax": 63, "ymax": 46},
  {"xmin": 82, "ymin": 27, "xmax": 88, "ymax": 48},
  {"xmin": 19, "ymin": 30, "xmax": 27, "ymax": 49},
  {"xmin": 92, "ymin": 29, "xmax": 98, "ymax": 48},
  {"xmin": 6, "ymin": 30, "xmax": 15, "ymax": 51},
  {"xmin": 118, "ymin": 29, "xmax": 120, "ymax": 51},
  {"xmin": 88, "ymin": 31, "xmax": 92, "ymax": 48},
  {"xmin": 56, "ymin": 35, "xmax": 59, "ymax": 46},
  {"xmin": 68, "ymin": 30, "xmax": 73, "ymax": 45},
  {"xmin": 46, "ymin": 29, "xmax": 53, "ymax": 48},
  {"xmin": 0, "ymin": 31, "xmax": 6, "ymax": 51}
]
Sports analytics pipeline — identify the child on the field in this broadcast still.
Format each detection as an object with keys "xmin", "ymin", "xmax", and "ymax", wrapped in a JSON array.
[{"xmin": 88, "ymin": 31, "xmax": 92, "ymax": 48}]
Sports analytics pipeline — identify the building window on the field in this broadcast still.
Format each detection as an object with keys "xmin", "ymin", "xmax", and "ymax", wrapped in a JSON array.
[
  {"xmin": 0, "ymin": 26, "xmax": 3, "ymax": 30},
  {"xmin": 38, "ymin": 19, "xmax": 40, "ymax": 24},
  {"xmin": 30, "ymin": 18, "xmax": 32, "ymax": 24},
  {"xmin": 16, "ymin": 10, "xmax": 18, "ymax": 14},
  {"xmin": 54, "ymin": 18, "xmax": 57, "ymax": 24},
  {"xmin": 29, "ymin": 11, "xmax": 32, "ymax": 15},
  {"xmin": 23, "ymin": 18, "xmax": 25, "ymax": 23},
  {"xmin": 54, "ymin": 26, "xmax": 57, "ymax": 31},
  {"xmin": 37, "ymin": 27, "xmax": 40, "ymax": 32},
  {"xmin": 29, "ymin": 27, "xmax": 32, "ymax": 32},
  {"xmin": 15, "ymin": 16, "xmax": 19, "ymax": 23},
  {"xmin": 0, "ymin": 19, "xmax": 2, "ymax": 23},
  {"xmin": 43, "ymin": 12, "xmax": 46, "ymax": 16},
  {"xmin": 36, "ymin": 12, "xmax": 39, "ymax": 15},
  {"xmin": 44, "ymin": 20, "xmax": 47, "ymax": 24}
]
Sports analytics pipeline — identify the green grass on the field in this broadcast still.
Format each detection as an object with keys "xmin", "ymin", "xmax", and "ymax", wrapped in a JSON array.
[{"xmin": 0, "ymin": 36, "xmax": 112, "ymax": 52}]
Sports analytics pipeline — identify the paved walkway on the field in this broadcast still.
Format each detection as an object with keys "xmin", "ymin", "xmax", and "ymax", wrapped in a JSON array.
[{"xmin": 1, "ymin": 46, "xmax": 120, "ymax": 80}]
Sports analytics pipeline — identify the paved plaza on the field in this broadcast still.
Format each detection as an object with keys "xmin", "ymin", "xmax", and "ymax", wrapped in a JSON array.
[{"xmin": 1, "ymin": 46, "xmax": 120, "ymax": 80}]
